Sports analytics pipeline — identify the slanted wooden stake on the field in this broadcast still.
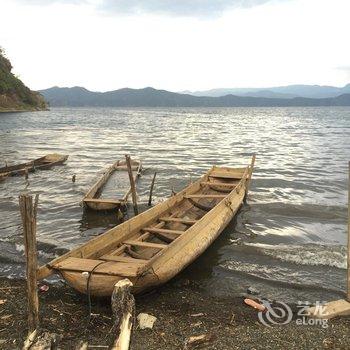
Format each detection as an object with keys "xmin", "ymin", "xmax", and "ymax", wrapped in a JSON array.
[
  {"xmin": 245, "ymin": 154, "xmax": 255, "ymax": 201},
  {"xmin": 245, "ymin": 154, "xmax": 256, "ymax": 197},
  {"xmin": 148, "ymin": 172, "xmax": 157, "ymax": 206},
  {"xmin": 347, "ymin": 161, "xmax": 350, "ymax": 302},
  {"xmin": 111, "ymin": 279, "xmax": 135, "ymax": 350},
  {"xmin": 19, "ymin": 193, "xmax": 39, "ymax": 333},
  {"xmin": 125, "ymin": 155, "xmax": 138, "ymax": 216}
]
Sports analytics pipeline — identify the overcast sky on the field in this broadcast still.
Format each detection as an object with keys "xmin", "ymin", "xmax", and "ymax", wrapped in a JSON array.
[{"xmin": 0, "ymin": 0, "xmax": 349, "ymax": 92}]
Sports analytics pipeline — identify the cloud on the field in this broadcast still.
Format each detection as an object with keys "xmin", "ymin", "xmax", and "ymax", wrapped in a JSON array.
[
  {"xmin": 336, "ymin": 66, "xmax": 350, "ymax": 81},
  {"xmin": 12, "ymin": 0, "xmax": 286, "ymax": 18},
  {"xmin": 98, "ymin": 0, "xmax": 276, "ymax": 17},
  {"xmin": 14, "ymin": 0, "xmax": 85, "ymax": 3},
  {"xmin": 337, "ymin": 66, "xmax": 350, "ymax": 71}
]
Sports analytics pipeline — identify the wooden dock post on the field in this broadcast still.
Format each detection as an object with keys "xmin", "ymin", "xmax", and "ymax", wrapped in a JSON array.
[
  {"xmin": 125, "ymin": 155, "xmax": 139, "ymax": 216},
  {"xmin": 111, "ymin": 279, "xmax": 135, "ymax": 350},
  {"xmin": 19, "ymin": 193, "xmax": 39, "ymax": 333},
  {"xmin": 347, "ymin": 161, "xmax": 350, "ymax": 302},
  {"xmin": 148, "ymin": 172, "xmax": 157, "ymax": 206}
]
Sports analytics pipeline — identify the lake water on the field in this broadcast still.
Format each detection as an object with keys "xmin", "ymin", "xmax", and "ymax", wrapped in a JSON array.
[{"xmin": 0, "ymin": 107, "xmax": 349, "ymax": 303}]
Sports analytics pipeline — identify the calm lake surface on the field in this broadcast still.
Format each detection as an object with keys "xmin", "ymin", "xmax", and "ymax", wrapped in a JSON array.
[{"xmin": 0, "ymin": 107, "xmax": 349, "ymax": 303}]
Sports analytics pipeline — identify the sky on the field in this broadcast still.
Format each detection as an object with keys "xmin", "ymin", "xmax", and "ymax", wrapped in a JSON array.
[{"xmin": 0, "ymin": 0, "xmax": 349, "ymax": 92}]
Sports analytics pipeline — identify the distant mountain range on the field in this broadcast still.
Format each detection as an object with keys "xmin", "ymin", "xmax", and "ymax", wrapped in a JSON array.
[
  {"xmin": 182, "ymin": 84, "xmax": 350, "ymax": 99},
  {"xmin": 39, "ymin": 86, "xmax": 350, "ymax": 108}
]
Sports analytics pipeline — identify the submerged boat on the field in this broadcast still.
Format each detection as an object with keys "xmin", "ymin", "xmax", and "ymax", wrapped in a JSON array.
[
  {"xmin": 0, "ymin": 154, "xmax": 68, "ymax": 177},
  {"xmin": 0, "ymin": 172, "xmax": 9, "ymax": 182},
  {"xmin": 82, "ymin": 159, "xmax": 142, "ymax": 211},
  {"xmin": 38, "ymin": 156, "xmax": 255, "ymax": 297}
]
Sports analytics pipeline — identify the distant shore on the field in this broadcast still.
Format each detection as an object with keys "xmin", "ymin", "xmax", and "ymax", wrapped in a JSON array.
[
  {"xmin": 1, "ymin": 277, "xmax": 349, "ymax": 349},
  {"xmin": 39, "ymin": 86, "xmax": 350, "ymax": 108},
  {"xmin": 0, "ymin": 107, "xmax": 49, "ymax": 113}
]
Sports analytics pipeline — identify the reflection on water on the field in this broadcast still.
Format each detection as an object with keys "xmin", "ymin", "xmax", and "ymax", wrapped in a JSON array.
[{"xmin": 0, "ymin": 106, "xmax": 350, "ymax": 302}]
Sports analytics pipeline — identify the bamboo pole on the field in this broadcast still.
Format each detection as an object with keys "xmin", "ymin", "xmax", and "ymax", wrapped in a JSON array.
[
  {"xmin": 347, "ymin": 161, "xmax": 350, "ymax": 302},
  {"xmin": 148, "ymin": 172, "xmax": 157, "ymax": 206},
  {"xmin": 19, "ymin": 193, "xmax": 39, "ymax": 333},
  {"xmin": 125, "ymin": 155, "xmax": 138, "ymax": 216}
]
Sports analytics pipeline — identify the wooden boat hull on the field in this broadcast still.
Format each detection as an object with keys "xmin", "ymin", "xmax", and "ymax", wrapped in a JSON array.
[
  {"xmin": 60, "ymin": 189, "xmax": 244, "ymax": 296},
  {"xmin": 84, "ymin": 203, "xmax": 121, "ymax": 211},
  {"xmin": 39, "ymin": 157, "xmax": 255, "ymax": 297},
  {"xmin": 83, "ymin": 159, "xmax": 141, "ymax": 211},
  {"xmin": 60, "ymin": 270, "xmax": 159, "ymax": 296},
  {"xmin": 0, "ymin": 154, "xmax": 68, "ymax": 177},
  {"xmin": 83, "ymin": 199, "xmax": 123, "ymax": 211}
]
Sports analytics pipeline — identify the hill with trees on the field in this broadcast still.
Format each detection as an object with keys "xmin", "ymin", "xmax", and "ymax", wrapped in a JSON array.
[{"xmin": 0, "ymin": 48, "xmax": 47, "ymax": 112}]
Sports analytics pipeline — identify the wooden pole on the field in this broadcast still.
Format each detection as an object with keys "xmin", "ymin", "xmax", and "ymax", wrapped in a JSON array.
[
  {"xmin": 245, "ymin": 154, "xmax": 256, "ymax": 196},
  {"xmin": 347, "ymin": 161, "xmax": 350, "ymax": 302},
  {"xmin": 148, "ymin": 172, "xmax": 157, "ymax": 206},
  {"xmin": 111, "ymin": 279, "xmax": 135, "ymax": 350},
  {"xmin": 125, "ymin": 155, "xmax": 138, "ymax": 216},
  {"xmin": 19, "ymin": 193, "xmax": 39, "ymax": 334}
]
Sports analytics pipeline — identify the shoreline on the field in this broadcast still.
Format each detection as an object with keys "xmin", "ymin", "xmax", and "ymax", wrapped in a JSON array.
[
  {"xmin": 1, "ymin": 277, "xmax": 349, "ymax": 349},
  {"xmin": 0, "ymin": 107, "xmax": 49, "ymax": 113}
]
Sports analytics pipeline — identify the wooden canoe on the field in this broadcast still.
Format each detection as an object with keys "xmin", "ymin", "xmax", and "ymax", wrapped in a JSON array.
[
  {"xmin": 38, "ymin": 156, "xmax": 255, "ymax": 297},
  {"xmin": 82, "ymin": 159, "xmax": 142, "ymax": 211},
  {"xmin": 0, "ymin": 154, "xmax": 68, "ymax": 177}
]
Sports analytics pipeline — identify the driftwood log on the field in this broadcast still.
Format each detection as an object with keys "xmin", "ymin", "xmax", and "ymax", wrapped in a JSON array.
[
  {"xmin": 111, "ymin": 279, "xmax": 135, "ymax": 350},
  {"xmin": 75, "ymin": 341, "xmax": 88, "ymax": 350},
  {"xmin": 23, "ymin": 329, "xmax": 38, "ymax": 350},
  {"xmin": 26, "ymin": 332, "xmax": 60, "ymax": 350}
]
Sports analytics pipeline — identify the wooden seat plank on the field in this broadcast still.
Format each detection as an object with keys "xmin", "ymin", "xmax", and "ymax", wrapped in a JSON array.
[
  {"xmin": 53, "ymin": 257, "xmax": 140, "ymax": 277},
  {"xmin": 200, "ymin": 182, "xmax": 237, "ymax": 187},
  {"xmin": 185, "ymin": 194, "xmax": 226, "ymax": 199},
  {"xmin": 159, "ymin": 217, "xmax": 197, "ymax": 225},
  {"xmin": 124, "ymin": 240, "xmax": 167, "ymax": 249},
  {"xmin": 142, "ymin": 227, "xmax": 184, "ymax": 235},
  {"xmin": 84, "ymin": 198, "xmax": 122, "ymax": 204},
  {"xmin": 209, "ymin": 172, "xmax": 243, "ymax": 179},
  {"xmin": 100, "ymin": 255, "xmax": 148, "ymax": 264},
  {"xmin": 150, "ymin": 231, "xmax": 178, "ymax": 243}
]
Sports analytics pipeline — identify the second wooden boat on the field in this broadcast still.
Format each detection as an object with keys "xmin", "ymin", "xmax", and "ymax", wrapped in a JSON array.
[
  {"xmin": 0, "ymin": 172, "xmax": 9, "ymax": 182},
  {"xmin": 0, "ymin": 154, "xmax": 68, "ymax": 177},
  {"xmin": 82, "ymin": 159, "xmax": 142, "ymax": 211},
  {"xmin": 38, "ymin": 156, "xmax": 255, "ymax": 297}
]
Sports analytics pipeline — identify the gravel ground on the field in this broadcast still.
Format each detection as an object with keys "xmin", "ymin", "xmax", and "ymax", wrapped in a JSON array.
[{"xmin": 0, "ymin": 277, "xmax": 349, "ymax": 349}]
